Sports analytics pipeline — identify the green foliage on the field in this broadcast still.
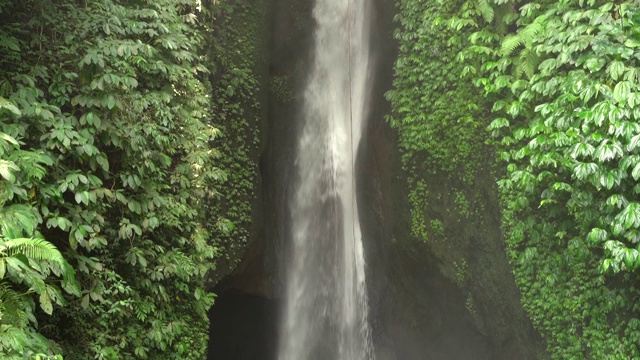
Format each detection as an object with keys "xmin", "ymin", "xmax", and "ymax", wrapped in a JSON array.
[
  {"xmin": 454, "ymin": 259, "xmax": 468, "ymax": 286},
  {"xmin": 270, "ymin": 75, "xmax": 294, "ymax": 103},
  {"xmin": 386, "ymin": 0, "xmax": 489, "ymax": 179},
  {"xmin": 202, "ymin": 0, "xmax": 263, "ymax": 282},
  {"xmin": 0, "ymin": 113, "xmax": 78, "ymax": 359},
  {"xmin": 386, "ymin": 0, "xmax": 496, "ymax": 247},
  {"xmin": 429, "ymin": 219, "xmax": 444, "ymax": 236},
  {"xmin": 443, "ymin": 0, "xmax": 640, "ymax": 357},
  {"xmin": 391, "ymin": 0, "xmax": 640, "ymax": 357},
  {"xmin": 408, "ymin": 179, "xmax": 429, "ymax": 242},
  {"xmin": 0, "ymin": 0, "xmax": 230, "ymax": 358},
  {"xmin": 454, "ymin": 191, "xmax": 471, "ymax": 219},
  {"xmin": 465, "ymin": 293, "xmax": 476, "ymax": 315}
]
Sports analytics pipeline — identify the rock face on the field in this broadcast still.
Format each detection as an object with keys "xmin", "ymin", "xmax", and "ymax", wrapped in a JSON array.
[
  {"xmin": 208, "ymin": 0, "xmax": 548, "ymax": 359},
  {"xmin": 358, "ymin": 1, "xmax": 546, "ymax": 357},
  {"xmin": 208, "ymin": 290, "xmax": 278, "ymax": 360}
]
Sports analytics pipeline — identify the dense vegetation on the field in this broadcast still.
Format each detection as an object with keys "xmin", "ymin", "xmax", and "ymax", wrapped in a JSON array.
[
  {"xmin": 389, "ymin": 0, "xmax": 640, "ymax": 358},
  {"xmin": 0, "ymin": 0, "xmax": 263, "ymax": 358},
  {"xmin": 4, "ymin": 0, "xmax": 640, "ymax": 358}
]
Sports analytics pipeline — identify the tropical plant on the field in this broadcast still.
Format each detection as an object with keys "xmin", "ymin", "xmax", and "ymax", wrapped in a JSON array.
[
  {"xmin": 0, "ymin": 0, "xmax": 222, "ymax": 358},
  {"xmin": 450, "ymin": 0, "xmax": 640, "ymax": 357},
  {"xmin": 390, "ymin": 0, "xmax": 640, "ymax": 357},
  {"xmin": 0, "ymin": 237, "xmax": 78, "ymax": 360},
  {"xmin": 0, "ymin": 98, "xmax": 79, "ymax": 359}
]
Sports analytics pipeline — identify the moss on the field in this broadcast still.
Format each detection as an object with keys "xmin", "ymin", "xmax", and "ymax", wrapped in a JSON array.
[
  {"xmin": 454, "ymin": 259, "xmax": 467, "ymax": 286},
  {"xmin": 269, "ymin": 74, "xmax": 293, "ymax": 103},
  {"xmin": 204, "ymin": 0, "xmax": 268, "ymax": 285},
  {"xmin": 386, "ymin": 0, "xmax": 547, "ymax": 357},
  {"xmin": 429, "ymin": 219, "xmax": 444, "ymax": 237}
]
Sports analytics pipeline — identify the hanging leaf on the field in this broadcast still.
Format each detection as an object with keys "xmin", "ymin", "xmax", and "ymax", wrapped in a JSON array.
[
  {"xmin": 613, "ymin": 81, "xmax": 631, "ymax": 103},
  {"xmin": 608, "ymin": 61, "xmax": 625, "ymax": 81}
]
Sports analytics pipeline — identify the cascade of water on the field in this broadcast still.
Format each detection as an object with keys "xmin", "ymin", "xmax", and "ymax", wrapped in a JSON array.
[{"xmin": 278, "ymin": 0, "xmax": 374, "ymax": 358}]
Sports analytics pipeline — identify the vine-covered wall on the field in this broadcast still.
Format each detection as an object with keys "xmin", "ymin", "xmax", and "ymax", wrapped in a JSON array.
[
  {"xmin": 0, "ymin": 0, "xmax": 267, "ymax": 358},
  {"xmin": 203, "ymin": 0, "xmax": 268, "ymax": 287},
  {"xmin": 386, "ymin": 0, "xmax": 547, "ymax": 357},
  {"xmin": 388, "ymin": 0, "xmax": 640, "ymax": 358},
  {"xmin": 0, "ymin": 0, "xmax": 219, "ymax": 358}
]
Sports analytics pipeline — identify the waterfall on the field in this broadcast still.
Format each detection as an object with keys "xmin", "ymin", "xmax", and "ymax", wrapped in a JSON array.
[{"xmin": 278, "ymin": 0, "xmax": 374, "ymax": 358}]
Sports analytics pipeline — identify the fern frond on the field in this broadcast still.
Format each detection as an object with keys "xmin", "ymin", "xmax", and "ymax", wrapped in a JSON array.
[
  {"xmin": 519, "ymin": 22, "xmax": 543, "ymax": 48},
  {"xmin": 476, "ymin": 0, "xmax": 494, "ymax": 23},
  {"xmin": 0, "ymin": 284, "xmax": 28, "ymax": 328},
  {"xmin": 0, "ymin": 238, "xmax": 77, "ymax": 296},
  {"xmin": 0, "ymin": 238, "xmax": 65, "ymax": 266},
  {"xmin": 520, "ymin": 48, "xmax": 541, "ymax": 79},
  {"xmin": 501, "ymin": 14, "xmax": 548, "ymax": 56},
  {"xmin": 513, "ymin": 48, "xmax": 541, "ymax": 79},
  {"xmin": 501, "ymin": 34, "xmax": 524, "ymax": 56}
]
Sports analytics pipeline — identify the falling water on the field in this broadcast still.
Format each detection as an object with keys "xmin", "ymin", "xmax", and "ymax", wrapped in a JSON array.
[{"xmin": 278, "ymin": 0, "xmax": 374, "ymax": 358}]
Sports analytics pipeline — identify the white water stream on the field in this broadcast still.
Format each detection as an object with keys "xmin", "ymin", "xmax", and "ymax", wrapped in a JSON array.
[{"xmin": 278, "ymin": 0, "xmax": 374, "ymax": 358}]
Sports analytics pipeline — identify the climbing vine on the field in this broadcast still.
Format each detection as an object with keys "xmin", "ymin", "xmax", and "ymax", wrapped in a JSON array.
[
  {"xmin": 386, "ymin": 0, "xmax": 496, "ymax": 256},
  {"xmin": 202, "ymin": 0, "xmax": 265, "ymax": 283},
  {"xmin": 482, "ymin": 1, "xmax": 640, "ymax": 357},
  {"xmin": 0, "ymin": 0, "xmax": 227, "ymax": 358},
  {"xmin": 390, "ymin": 0, "xmax": 640, "ymax": 357},
  {"xmin": 386, "ymin": 0, "xmax": 490, "ymax": 181}
]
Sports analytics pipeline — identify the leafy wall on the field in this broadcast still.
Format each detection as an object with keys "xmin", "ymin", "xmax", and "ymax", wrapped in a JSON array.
[
  {"xmin": 203, "ymin": 0, "xmax": 266, "ymax": 286},
  {"xmin": 388, "ymin": 0, "xmax": 640, "ymax": 358},
  {"xmin": 0, "ymin": 0, "xmax": 266, "ymax": 358}
]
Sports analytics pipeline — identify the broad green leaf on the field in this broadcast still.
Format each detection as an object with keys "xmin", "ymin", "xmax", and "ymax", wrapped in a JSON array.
[
  {"xmin": 624, "ymin": 248, "xmax": 638, "ymax": 270},
  {"xmin": 625, "ymin": 39, "xmax": 640, "ymax": 48},
  {"xmin": 608, "ymin": 61, "xmax": 624, "ymax": 81},
  {"xmin": 600, "ymin": 172, "xmax": 615, "ymax": 190},
  {"xmin": 39, "ymin": 289, "xmax": 53, "ymax": 315},
  {"xmin": 632, "ymin": 162, "xmax": 640, "ymax": 180},
  {"xmin": 57, "ymin": 217, "xmax": 68, "ymax": 231},
  {"xmin": 81, "ymin": 294, "xmax": 90, "ymax": 310},
  {"xmin": 0, "ymin": 132, "xmax": 19, "ymax": 147},
  {"xmin": 0, "ymin": 160, "xmax": 18, "ymax": 183},
  {"xmin": 588, "ymin": 228, "xmax": 608, "ymax": 244},
  {"xmin": 573, "ymin": 162, "xmax": 598, "ymax": 180},
  {"xmin": 0, "ymin": 97, "xmax": 21, "ymax": 116},
  {"xmin": 613, "ymin": 81, "xmax": 631, "ymax": 103},
  {"xmin": 619, "ymin": 203, "xmax": 640, "ymax": 230},
  {"xmin": 628, "ymin": 134, "xmax": 640, "ymax": 151}
]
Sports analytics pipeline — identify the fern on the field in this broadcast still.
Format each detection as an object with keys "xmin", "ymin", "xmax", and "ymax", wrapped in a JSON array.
[
  {"xmin": 515, "ymin": 48, "xmax": 541, "ymax": 79},
  {"xmin": 476, "ymin": 0, "xmax": 494, "ymax": 23},
  {"xmin": 0, "ymin": 284, "xmax": 28, "ymax": 328},
  {"xmin": 0, "ymin": 238, "xmax": 64, "ymax": 266},
  {"xmin": 0, "ymin": 237, "xmax": 78, "ymax": 297},
  {"xmin": 501, "ymin": 14, "xmax": 547, "ymax": 56},
  {"xmin": 501, "ymin": 33, "xmax": 525, "ymax": 55},
  {"xmin": 518, "ymin": 18, "xmax": 544, "ymax": 46}
]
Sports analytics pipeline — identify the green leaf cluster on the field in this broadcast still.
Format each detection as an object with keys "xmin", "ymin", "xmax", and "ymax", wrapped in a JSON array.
[
  {"xmin": 0, "ymin": 0, "xmax": 249, "ymax": 357},
  {"xmin": 201, "ymin": 0, "xmax": 264, "ymax": 283},
  {"xmin": 0, "ymin": 116, "xmax": 78, "ymax": 359},
  {"xmin": 389, "ymin": 0, "xmax": 640, "ymax": 357},
  {"xmin": 490, "ymin": 2, "xmax": 640, "ymax": 356}
]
